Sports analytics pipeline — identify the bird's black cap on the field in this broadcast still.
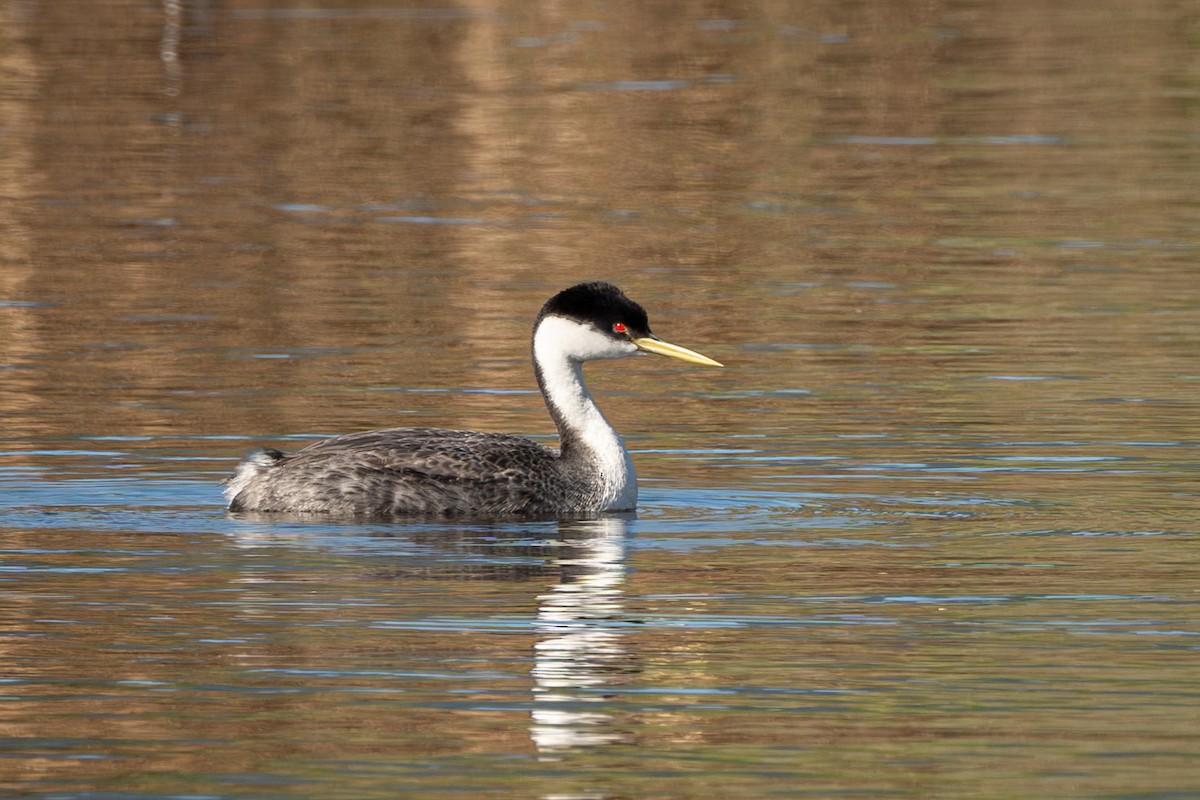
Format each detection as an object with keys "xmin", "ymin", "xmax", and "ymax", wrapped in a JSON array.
[{"xmin": 537, "ymin": 281, "xmax": 651, "ymax": 338}]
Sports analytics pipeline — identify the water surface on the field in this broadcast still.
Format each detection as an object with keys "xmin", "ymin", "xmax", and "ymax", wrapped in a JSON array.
[{"xmin": 1, "ymin": 1, "xmax": 1198, "ymax": 797}]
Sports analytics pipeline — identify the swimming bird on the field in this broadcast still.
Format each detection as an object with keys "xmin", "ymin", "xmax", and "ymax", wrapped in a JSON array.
[{"xmin": 224, "ymin": 281, "xmax": 723, "ymax": 517}]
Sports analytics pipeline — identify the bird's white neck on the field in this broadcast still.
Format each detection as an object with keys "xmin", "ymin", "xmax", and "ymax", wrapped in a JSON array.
[{"xmin": 532, "ymin": 316, "xmax": 637, "ymax": 511}]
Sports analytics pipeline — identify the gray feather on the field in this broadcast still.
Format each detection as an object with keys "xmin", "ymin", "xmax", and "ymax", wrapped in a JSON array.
[{"xmin": 225, "ymin": 428, "xmax": 598, "ymax": 517}]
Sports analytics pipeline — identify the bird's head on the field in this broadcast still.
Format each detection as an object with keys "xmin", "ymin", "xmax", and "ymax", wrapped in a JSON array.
[{"xmin": 534, "ymin": 281, "xmax": 723, "ymax": 367}]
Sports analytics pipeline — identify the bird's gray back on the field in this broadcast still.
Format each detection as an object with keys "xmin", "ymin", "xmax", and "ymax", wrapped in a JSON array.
[{"xmin": 227, "ymin": 427, "xmax": 592, "ymax": 516}]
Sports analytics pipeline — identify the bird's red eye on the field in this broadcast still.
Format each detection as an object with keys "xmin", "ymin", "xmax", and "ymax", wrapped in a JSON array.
[{"xmin": 612, "ymin": 322, "xmax": 627, "ymax": 334}]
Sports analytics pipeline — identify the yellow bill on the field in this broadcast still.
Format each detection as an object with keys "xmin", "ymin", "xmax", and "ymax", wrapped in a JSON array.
[{"xmin": 633, "ymin": 336, "xmax": 724, "ymax": 367}]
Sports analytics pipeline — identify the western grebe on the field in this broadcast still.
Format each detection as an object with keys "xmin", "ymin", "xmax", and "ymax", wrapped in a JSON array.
[{"xmin": 223, "ymin": 281, "xmax": 723, "ymax": 517}]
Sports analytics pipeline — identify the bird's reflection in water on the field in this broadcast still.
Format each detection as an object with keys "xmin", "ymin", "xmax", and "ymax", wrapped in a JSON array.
[
  {"xmin": 225, "ymin": 513, "xmax": 637, "ymax": 754},
  {"xmin": 531, "ymin": 516, "xmax": 635, "ymax": 754}
]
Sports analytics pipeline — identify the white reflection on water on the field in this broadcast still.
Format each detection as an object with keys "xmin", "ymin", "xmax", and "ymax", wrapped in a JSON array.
[{"xmin": 531, "ymin": 517, "xmax": 633, "ymax": 754}]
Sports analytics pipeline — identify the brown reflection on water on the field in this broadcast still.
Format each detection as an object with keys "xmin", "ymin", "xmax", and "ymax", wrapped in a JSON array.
[
  {"xmin": 4, "ymin": 519, "xmax": 1194, "ymax": 796},
  {"xmin": 0, "ymin": 520, "xmax": 635, "ymax": 787},
  {"xmin": 0, "ymin": 0, "xmax": 1194, "ymax": 455},
  {"xmin": 0, "ymin": 530, "xmax": 520, "ymax": 785},
  {"xmin": 0, "ymin": 4, "xmax": 1197, "ymax": 792}
]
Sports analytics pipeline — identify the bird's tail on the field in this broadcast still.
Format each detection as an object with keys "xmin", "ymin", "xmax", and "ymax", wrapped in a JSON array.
[{"xmin": 223, "ymin": 448, "xmax": 285, "ymax": 509}]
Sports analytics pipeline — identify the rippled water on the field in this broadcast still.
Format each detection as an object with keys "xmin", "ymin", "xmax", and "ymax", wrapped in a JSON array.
[{"xmin": 2, "ymin": 1, "xmax": 1199, "ymax": 798}]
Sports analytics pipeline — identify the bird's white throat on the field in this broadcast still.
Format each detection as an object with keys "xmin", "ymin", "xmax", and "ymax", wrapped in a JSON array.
[{"xmin": 532, "ymin": 316, "xmax": 638, "ymax": 510}]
